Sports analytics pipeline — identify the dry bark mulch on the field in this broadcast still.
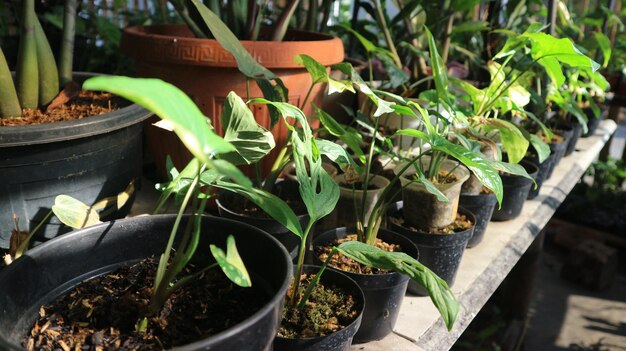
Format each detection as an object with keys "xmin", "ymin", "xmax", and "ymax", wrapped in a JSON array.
[
  {"xmin": 23, "ymin": 256, "xmax": 268, "ymax": 351},
  {"xmin": 278, "ymin": 273, "xmax": 359, "ymax": 339},
  {"xmin": 316, "ymin": 234, "xmax": 402, "ymax": 275},
  {"xmin": 390, "ymin": 212, "xmax": 473, "ymax": 235},
  {"xmin": 0, "ymin": 91, "xmax": 126, "ymax": 127}
]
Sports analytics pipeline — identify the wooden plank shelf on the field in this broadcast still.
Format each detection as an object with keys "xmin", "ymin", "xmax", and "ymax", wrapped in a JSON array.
[{"xmin": 352, "ymin": 119, "xmax": 618, "ymax": 351}]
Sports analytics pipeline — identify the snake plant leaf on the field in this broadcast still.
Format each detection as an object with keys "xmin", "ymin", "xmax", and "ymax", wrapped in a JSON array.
[
  {"xmin": 52, "ymin": 195, "xmax": 102, "ymax": 229},
  {"xmin": 396, "ymin": 129, "xmax": 503, "ymax": 204},
  {"xmin": 0, "ymin": 49, "xmax": 21, "ymax": 118},
  {"xmin": 482, "ymin": 119, "xmax": 529, "ymax": 164},
  {"xmin": 83, "ymin": 76, "xmax": 234, "ymax": 164},
  {"xmin": 189, "ymin": 0, "xmax": 274, "ymax": 80},
  {"xmin": 210, "ymin": 235, "xmax": 252, "ymax": 287},
  {"xmin": 212, "ymin": 179, "xmax": 304, "ymax": 238},
  {"xmin": 221, "ymin": 92, "xmax": 275, "ymax": 165},
  {"xmin": 34, "ymin": 17, "xmax": 59, "ymax": 107},
  {"xmin": 15, "ymin": 0, "xmax": 38, "ymax": 110},
  {"xmin": 336, "ymin": 241, "xmax": 459, "ymax": 331}
]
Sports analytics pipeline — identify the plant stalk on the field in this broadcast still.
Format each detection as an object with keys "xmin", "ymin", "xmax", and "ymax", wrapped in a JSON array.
[
  {"xmin": 34, "ymin": 17, "xmax": 59, "ymax": 107},
  {"xmin": 59, "ymin": 0, "xmax": 78, "ymax": 86},
  {"xmin": 0, "ymin": 48, "xmax": 21, "ymax": 118},
  {"xmin": 15, "ymin": 0, "xmax": 38, "ymax": 110}
]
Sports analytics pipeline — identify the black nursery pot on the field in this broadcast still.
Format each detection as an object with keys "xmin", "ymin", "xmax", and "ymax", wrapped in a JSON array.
[
  {"xmin": 564, "ymin": 123, "xmax": 582, "ymax": 156},
  {"xmin": 582, "ymin": 108, "xmax": 603, "ymax": 137},
  {"xmin": 459, "ymin": 192, "xmax": 497, "ymax": 248},
  {"xmin": 491, "ymin": 161, "xmax": 539, "ymax": 221},
  {"xmin": 273, "ymin": 265, "xmax": 364, "ymax": 351},
  {"xmin": 524, "ymin": 152, "xmax": 557, "ymax": 200},
  {"xmin": 312, "ymin": 228, "xmax": 416, "ymax": 343},
  {"xmin": 544, "ymin": 132, "xmax": 569, "ymax": 180},
  {"xmin": 0, "ymin": 73, "xmax": 151, "ymax": 248},
  {"xmin": 216, "ymin": 189, "xmax": 307, "ymax": 260},
  {"xmin": 0, "ymin": 215, "xmax": 293, "ymax": 351},
  {"xmin": 387, "ymin": 202, "xmax": 474, "ymax": 296}
]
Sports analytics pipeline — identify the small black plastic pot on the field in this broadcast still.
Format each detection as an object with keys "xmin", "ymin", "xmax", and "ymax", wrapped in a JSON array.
[
  {"xmin": 387, "ymin": 202, "xmax": 474, "ymax": 296},
  {"xmin": 273, "ymin": 265, "xmax": 364, "ymax": 351},
  {"xmin": 312, "ymin": 228, "xmax": 416, "ymax": 343},
  {"xmin": 216, "ymin": 189, "xmax": 307, "ymax": 260},
  {"xmin": 564, "ymin": 122, "xmax": 582, "ymax": 156},
  {"xmin": 524, "ymin": 152, "xmax": 557, "ymax": 200},
  {"xmin": 0, "ymin": 72, "xmax": 151, "ymax": 248},
  {"xmin": 0, "ymin": 215, "xmax": 293, "ymax": 351},
  {"xmin": 544, "ymin": 132, "xmax": 569, "ymax": 180},
  {"xmin": 459, "ymin": 192, "xmax": 497, "ymax": 248},
  {"xmin": 491, "ymin": 161, "xmax": 539, "ymax": 221}
]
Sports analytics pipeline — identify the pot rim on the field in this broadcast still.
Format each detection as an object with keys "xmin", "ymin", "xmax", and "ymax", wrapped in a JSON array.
[
  {"xmin": 121, "ymin": 24, "xmax": 345, "ymax": 68},
  {"xmin": 0, "ymin": 72, "xmax": 151, "ymax": 147}
]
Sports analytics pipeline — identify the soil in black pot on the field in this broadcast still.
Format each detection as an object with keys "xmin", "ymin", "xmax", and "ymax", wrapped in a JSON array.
[
  {"xmin": 389, "ymin": 212, "xmax": 473, "ymax": 235},
  {"xmin": 0, "ymin": 90, "xmax": 128, "ymax": 126},
  {"xmin": 278, "ymin": 274, "xmax": 359, "ymax": 339},
  {"xmin": 315, "ymin": 234, "xmax": 401, "ymax": 274},
  {"xmin": 23, "ymin": 256, "xmax": 269, "ymax": 351}
]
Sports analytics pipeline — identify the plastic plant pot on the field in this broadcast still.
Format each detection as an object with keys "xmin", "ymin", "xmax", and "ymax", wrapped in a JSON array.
[
  {"xmin": 491, "ymin": 161, "xmax": 539, "ymax": 221},
  {"xmin": 459, "ymin": 192, "xmax": 497, "ymax": 248}
]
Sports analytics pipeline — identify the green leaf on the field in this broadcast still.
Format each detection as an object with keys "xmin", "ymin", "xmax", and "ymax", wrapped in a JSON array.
[
  {"xmin": 52, "ymin": 195, "xmax": 102, "ymax": 229},
  {"xmin": 594, "ymin": 32, "xmax": 612, "ymax": 68},
  {"xmin": 212, "ymin": 179, "xmax": 304, "ymax": 238},
  {"xmin": 523, "ymin": 32, "xmax": 600, "ymax": 73},
  {"xmin": 451, "ymin": 20, "xmax": 489, "ymax": 34},
  {"xmin": 396, "ymin": 129, "xmax": 503, "ymax": 204},
  {"xmin": 316, "ymin": 139, "xmax": 356, "ymax": 173},
  {"xmin": 335, "ymin": 241, "xmax": 459, "ymax": 331},
  {"xmin": 210, "ymin": 159, "xmax": 254, "ymax": 189},
  {"xmin": 83, "ymin": 76, "xmax": 234, "ymax": 164},
  {"xmin": 220, "ymin": 92, "xmax": 275, "ymax": 165},
  {"xmin": 315, "ymin": 105, "xmax": 364, "ymax": 165},
  {"xmin": 482, "ymin": 119, "xmax": 529, "ymax": 164},
  {"xmin": 488, "ymin": 160, "xmax": 534, "ymax": 181},
  {"xmin": 425, "ymin": 27, "xmax": 451, "ymax": 107},
  {"xmin": 538, "ymin": 56, "xmax": 566, "ymax": 87},
  {"xmin": 210, "ymin": 235, "xmax": 252, "ymax": 287},
  {"xmin": 189, "ymin": 0, "xmax": 274, "ymax": 79},
  {"xmin": 529, "ymin": 134, "xmax": 551, "ymax": 163},
  {"xmin": 417, "ymin": 172, "xmax": 448, "ymax": 202},
  {"xmin": 295, "ymin": 54, "xmax": 355, "ymax": 95}
]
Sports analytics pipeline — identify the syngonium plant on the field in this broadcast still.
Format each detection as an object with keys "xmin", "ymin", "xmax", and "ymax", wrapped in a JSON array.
[
  {"xmin": 83, "ymin": 74, "xmax": 460, "ymax": 331},
  {"xmin": 451, "ymin": 23, "xmax": 602, "ymax": 164},
  {"xmin": 0, "ymin": 0, "xmax": 78, "ymax": 118}
]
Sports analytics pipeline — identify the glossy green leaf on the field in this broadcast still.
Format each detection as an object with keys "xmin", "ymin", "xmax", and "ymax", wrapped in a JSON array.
[
  {"xmin": 295, "ymin": 54, "xmax": 355, "ymax": 95},
  {"xmin": 349, "ymin": 67, "xmax": 395, "ymax": 117},
  {"xmin": 212, "ymin": 179, "xmax": 304, "ymax": 238},
  {"xmin": 316, "ymin": 139, "xmax": 356, "ymax": 173},
  {"xmin": 189, "ymin": 0, "xmax": 274, "ymax": 79},
  {"xmin": 336, "ymin": 241, "xmax": 459, "ymax": 331},
  {"xmin": 221, "ymin": 92, "xmax": 275, "ymax": 165},
  {"xmin": 538, "ymin": 56, "xmax": 566, "ymax": 87},
  {"xmin": 529, "ymin": 134, "xmax": 551, "ymax": 164},
  {"xmin": 83, "ymin": 76, "xmax": 234, "ymax": 164},
  {"xmin": 482, "ymin": 119, "xmax": 529, "ymax": 164},
  {"xmin": 489, "ymin": 160, "xmax": 534, "ymax": 181},
  {"xmin": 593, "ymin": 32, "xmax": 612, "ymax": 68},
  {"xmin": 315, "ymin": 105, "xmax": 364, "ymax": 165},
  {"xmin": 425, "ymin": 27, "xmax": 451, "ymax": 107},
  {"xmin": 396, "ymin": 129, "xmax": 503, "ymax": 204},
  {"xmin": 210, "ymin": 159, "xmax": 253, "ymax": 189},
  {"xmin": 210, "ymin": 235, "xmax": 251, "ymax": 287},
  {"xmin": 52, "ymin": 195, "xmax": 102, "ymax": 229},
  {"xmin": 417, "ymin": 172, "xmax": 448, "ymax": 202},
  {"xmin": 523, "ymin": 32, "xmax": 600, "ymax": 72}
]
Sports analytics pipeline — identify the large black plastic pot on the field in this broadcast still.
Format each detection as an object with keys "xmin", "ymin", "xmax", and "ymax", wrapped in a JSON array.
[
  {"xmin": 459, "ymin": 192, "xmax": 497, "ymax": 248},
  {"xmin": 0, "ymin": 214, "xmax": 292, "ymax": 351},
  {"xmin": 216, "ymin": 189, "xmax": 306, "ymax": 260},
  {"xmin": 312, "ymin": 228, "xmax": 416, "ymax": 343},
  {"xmin": 387, "ymin": 202, "xmax": 474, "ymax": 296},
  {"xmin": 0, "ymin": 73, "xmax": 151, "ymax": 248},
  {"xmin": 273, "ymin": 265, "xmax": 364, "ymax": 351},
  {"xmin": 525, "ymin": 152, "xmax": 557, "ymax": 200},
  {"xmin": 491, "ymin": 161, "xmax": 539, "ymax": 221}
]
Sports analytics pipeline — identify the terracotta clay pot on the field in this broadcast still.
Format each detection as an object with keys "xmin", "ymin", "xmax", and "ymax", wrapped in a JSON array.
[{"xmin": 121, "ymin": 25, "xmax": 344, "ymax": 179}]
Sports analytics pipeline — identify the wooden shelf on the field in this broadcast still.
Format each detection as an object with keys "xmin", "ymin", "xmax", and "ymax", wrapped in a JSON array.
[{"xmin": 352, "ymin": 119, "xmax": 618, "ymax": 351}]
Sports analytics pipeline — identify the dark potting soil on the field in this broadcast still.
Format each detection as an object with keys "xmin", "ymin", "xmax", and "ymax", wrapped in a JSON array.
[
  {"xmin": 413, "ymin": 170, "xmax": 459, "ymax": 185},
  {"xmin": 315, "ymin": 234, "xmax": 401, "ymax": 274},
  {"xmin": 22, "ymin": 256, "xmax": 268, "ymax": 351},
  {"xmin": 389, "ymin": 212, "xmax": 473, "ymax": 234},
  {"xmin": 278, "ymin": 273, "xmax": 359, "ymax": 339},
  {"xmin": 0, "ymin": 90, "xmax": 126, "ymax": 127}
]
